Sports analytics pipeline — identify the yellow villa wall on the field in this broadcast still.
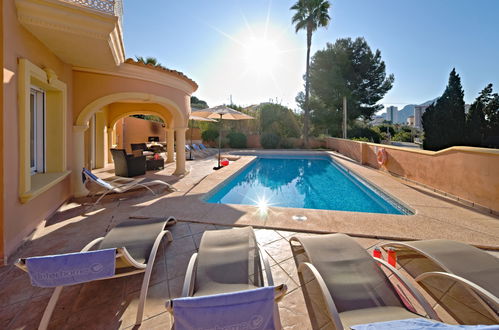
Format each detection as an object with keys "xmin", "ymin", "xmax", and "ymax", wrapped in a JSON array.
[
  {"xmin": 72, "ymin": 70, "xmax": 190, "ymax": 125},
  {"xmin": 3, "ymin": 0, "xmax": 73, "ymax": 260},
  {"xmin": 326, "ymin": 138, "xmax": 499, "ymax": 213},
  {"xmin": 1, "ymin": 0, "xmax": 5, "ymax": 263}
]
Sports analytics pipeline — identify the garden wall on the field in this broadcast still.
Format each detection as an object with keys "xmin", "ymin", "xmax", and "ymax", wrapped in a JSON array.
[
  {"xmin": 326, "ymin": 138, "xmax": 499, "ymax": 212},
  {"xmin": 243, "ymin": 135, "xmax": 326, "ymax": 149}
]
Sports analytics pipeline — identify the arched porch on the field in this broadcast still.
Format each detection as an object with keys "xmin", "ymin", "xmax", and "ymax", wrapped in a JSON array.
[
  {"xmin": 71, "ymin": 62, "xmax": 197, "ymax": 197},
  {"xmin": 73, "ymin": 93, "xmax": 190, "ymax": 197}
]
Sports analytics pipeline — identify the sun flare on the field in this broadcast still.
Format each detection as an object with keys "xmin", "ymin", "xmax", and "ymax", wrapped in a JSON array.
[{"xmin": 243, "ymin": 37, "xmax": 280, "ymax": 73}]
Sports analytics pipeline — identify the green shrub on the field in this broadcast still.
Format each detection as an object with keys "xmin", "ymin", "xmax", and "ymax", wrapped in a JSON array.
[
  {"xmin": 260, "ymin": 132, "xmax": 281, "ymax": 149},
  {"xmin": 392, "ymin": 131, "xmax": 413, "ymax": 142},
  {"xmin": 279, "ymin": 138, "xmax": 294, "ymax": 149},
  {"xmin": 374, "ymin": 124, "xmax": 396, "ymax": 136},
  {"xmin": 201, "ymin": 128, "xmax": 219, "ymax": 142},
  {"xmin": 351, "ymin": 137, "xmax": 369, "ymax": 142},
  {"xmin": 348, "ymin": 127, "xmax": 381, "ymax": 143},
  {"xmin": 226, "ymin": 131, "xmax": 247, "ymax": 148}
]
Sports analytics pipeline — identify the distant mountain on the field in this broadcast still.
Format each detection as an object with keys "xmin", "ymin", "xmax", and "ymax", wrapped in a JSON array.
[{"xmin": 394, "ymin": 98, "xmax": 437, "ymax": 124}]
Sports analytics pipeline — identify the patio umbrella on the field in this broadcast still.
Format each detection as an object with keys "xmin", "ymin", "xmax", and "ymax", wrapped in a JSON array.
[
  {"xmin": 192, "ymin": 105, "xmax": 254, "ymax": 169},
  {"xmin": 187, "ymin": 115, "xmax": 216, "ymax": 160}
]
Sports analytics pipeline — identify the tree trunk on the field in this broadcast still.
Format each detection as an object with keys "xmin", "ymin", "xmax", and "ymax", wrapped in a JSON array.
[{"xmin": 304, "ymin": 26, "xmax": 312, "ymax": 148}]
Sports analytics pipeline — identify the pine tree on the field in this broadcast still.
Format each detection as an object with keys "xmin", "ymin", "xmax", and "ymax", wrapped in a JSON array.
[
  {"xmin": 422, "ymin": 69, "xmax": 466, "ymax": 150},
  {"xmin": 465, "ymin": 85, "xmax": 490, "ymax": 147}
]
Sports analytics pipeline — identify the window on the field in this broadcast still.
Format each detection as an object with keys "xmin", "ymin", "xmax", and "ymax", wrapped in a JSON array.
[
  {"xmin": 30, "ymin": 87, "xmax": 45, "ymax": 174},
  {"xmin": 18, "ymin": 58, "xmax": 69, "ymax": 203}
]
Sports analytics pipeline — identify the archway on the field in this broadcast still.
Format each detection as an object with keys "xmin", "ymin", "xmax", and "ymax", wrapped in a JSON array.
[{"xmin": 73, "ymin": 92, "xmax": 189, "ymax": 197}]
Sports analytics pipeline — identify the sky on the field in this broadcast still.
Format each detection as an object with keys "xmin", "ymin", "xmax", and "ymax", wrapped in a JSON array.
[{"xmin": 122, "ymin": 0, "xmax": 499, "ymax": 114}]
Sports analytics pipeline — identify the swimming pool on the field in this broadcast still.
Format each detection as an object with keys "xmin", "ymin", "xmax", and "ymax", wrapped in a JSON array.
[{"xmin": 205, "ymin": 155, "xmax": 411, "ymax": 214}]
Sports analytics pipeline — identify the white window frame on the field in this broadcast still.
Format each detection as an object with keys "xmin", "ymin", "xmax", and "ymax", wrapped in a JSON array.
[{"xmin": 30, "ymin": 86, "xmax": 46, "ymax": 174}]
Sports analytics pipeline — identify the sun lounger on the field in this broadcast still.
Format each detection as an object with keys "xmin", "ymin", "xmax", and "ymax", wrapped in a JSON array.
[
  {"xmin": 82, "ymin": 168, "xmax": 175, "ymax": 208},
  {"xmin": 380, "ymin": 239, "xmax": 499, "ymax": 325},
  {"xmin": 290, "ymin": 233, "xmax": 439, "ymax": 330},
  {"xmin": 166, "ymin": 226, "xmax": 287, "ymax": 329},
  {"xmin": 192, "ymin": 143, "xmax": 209, "ymax": 155},
  {"xmin": 199, "ymin": 143, "xmax": 217, "ymax": 155},
  {"xmin": 15, "ymin": 216, "xmax": 176, "ymax": 329}
]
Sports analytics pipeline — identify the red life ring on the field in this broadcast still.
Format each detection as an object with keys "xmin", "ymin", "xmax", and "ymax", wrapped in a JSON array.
[{"xmin": 377, "ymin": 148, "xmax": 387, "ymax": 165}]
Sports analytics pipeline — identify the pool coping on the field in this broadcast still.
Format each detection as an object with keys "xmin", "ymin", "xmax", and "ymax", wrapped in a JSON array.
[{"xmin": 132, "ymin": 150, "xmax": 499, "ymax": 249}]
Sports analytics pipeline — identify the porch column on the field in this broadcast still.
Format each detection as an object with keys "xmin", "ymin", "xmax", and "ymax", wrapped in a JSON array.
[
  {"xmin": 174, "ymin": 127, "xmax": 187, "ymax": 175},
  {"xmin": 107, "ymin": 126, "xmax": 114, "ymax": 163},
  {"xmin": 73, "ymin": 125, "xmax": 89, "ymax": 197},
  {"xmin": 166, "ymin": 128, "xmax": 175, "ymax": 163}
]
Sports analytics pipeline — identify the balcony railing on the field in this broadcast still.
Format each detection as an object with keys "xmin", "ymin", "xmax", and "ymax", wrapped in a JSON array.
[{"xmin": 60, "ymin": 0, "xmax": 122, "ymax": 17}]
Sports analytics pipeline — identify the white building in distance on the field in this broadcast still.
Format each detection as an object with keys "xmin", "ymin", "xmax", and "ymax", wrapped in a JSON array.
[{"xmin": 386, "ymin": 106, "xmax": 398, "ymax": 123}]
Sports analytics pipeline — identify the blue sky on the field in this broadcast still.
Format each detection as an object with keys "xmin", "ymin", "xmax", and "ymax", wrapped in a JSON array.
[{"xmin": 123, "ymin": 0, "xmax": 499, "ymax": 113}]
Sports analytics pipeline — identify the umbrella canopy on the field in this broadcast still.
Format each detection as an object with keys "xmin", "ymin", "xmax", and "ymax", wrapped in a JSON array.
[
  {"xmin": 192, "ymin": 105, "xmax": 254, "ymax": 120},
  {"xmin": 191, "ymin": 105, "xmax": 254, "ymax": 169},
  {"xmin": 189, "ymin": 115, "xmax": 217, "ymax": 122}
]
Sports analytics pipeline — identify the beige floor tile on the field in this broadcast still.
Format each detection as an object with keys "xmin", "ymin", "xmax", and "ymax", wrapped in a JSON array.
[
  {"xmin": 166, "ymin": 250, "xmax": 193, "ymax": 280},
  {"xmin": 271, "ymin": 264, "xmax": 298, "ymax": 294},
  {"xmin": 278, "ymin": 289, "xmax": 313, "ymax": 330},
  {"xmin": 167, "ymin": 276, "xmax": 185, "ymax": 299},
  {"xmin": 263, "ymin": 238, "xmax": 294, "ymax": 264},
  {"xmin": 254, "ymin": 229, "xmax": 283, "ymax": 245},
  {"xmin": 166, "ymin": 235, "xmax": 196, "ymax": 255},
  {"xmin": 120, "ymin": 281, "xmax": 170, "ymax": 329}
]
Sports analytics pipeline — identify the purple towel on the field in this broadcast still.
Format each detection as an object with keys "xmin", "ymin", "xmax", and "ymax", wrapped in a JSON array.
[
  {"xmin": 173, "ymin": 286, "xmax": 276, "ymax": 330},
  {"xmin": 351, "ymin": 318, "xmax": 499, "ymax": 330},
  {"xmin": 26, "ymin": 249, "xmax": 116, "ymax": 288}
]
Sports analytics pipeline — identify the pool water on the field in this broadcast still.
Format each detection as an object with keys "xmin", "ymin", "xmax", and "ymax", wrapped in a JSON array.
[{"xmin": 205, "ymin": 155, "xmax": 409, "ymax": 214}]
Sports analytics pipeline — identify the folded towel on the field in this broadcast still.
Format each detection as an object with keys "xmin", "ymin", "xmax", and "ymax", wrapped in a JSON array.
[
  {"xmin": 352, "ymin": 318, "xmax": 499, "ymax": 330},
  {"xmin": 26, "ymin": 249, "xmax": 116, "ymax": 288},
  {"xmin": 173, "ymin": 286, "xmax": 276, "ymax": 330}
]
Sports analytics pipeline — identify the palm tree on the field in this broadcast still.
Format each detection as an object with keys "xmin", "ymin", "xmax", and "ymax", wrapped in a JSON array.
[
  {"xmin": 291, "ymin": 0, "xmax": 331, "ymax": 146},
  {"xmin": 135, "ymin": 56, "xmax": 165, "ymax": 69}
]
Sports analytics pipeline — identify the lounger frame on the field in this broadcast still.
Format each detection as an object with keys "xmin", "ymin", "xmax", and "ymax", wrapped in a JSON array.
[
  {"xmin": 290, "ymin": 237, "xmax": 439, "ymax": 330},
  {"xmin": 15, "ymin": 220, "xmax": 174, "ymax": 330},
  {"xmin": 82, "ymin": 169, "xmax": 174, "ymax": 211},
  {"xmin": 166, "ymin": 241, "xmax": 287, "ymax": 316},
  {"xmin": 380, "ymin": 241, "xmax": 499, "ymax": 324}
]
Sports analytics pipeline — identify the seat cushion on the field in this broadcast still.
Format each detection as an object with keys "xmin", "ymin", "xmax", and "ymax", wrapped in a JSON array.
[
  {"xmin": 340, "ymin": 306, "xmax": 421, "ymax": 329},
  {"xmin": 298, "ymin": 233, "xmax": 404, "ymax": 313},
  {"xmin": 98, "ymin": 217, "xmax": 168, "ymax": 264},
  {"xmin": 194, "ymin": 227, "xmax": 262, "ymax": 297}
]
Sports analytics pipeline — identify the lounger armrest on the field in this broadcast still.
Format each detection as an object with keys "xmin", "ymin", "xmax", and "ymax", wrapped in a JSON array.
[
  {"xmin": 374, "ymin": 257, "xmax": 440, "ymax": 320},
  {"xmin": 298, "ymin": 262, "xmax": 344, "ymax": 330},
  {"xmin": 258, "ymin": 245, "xmax": 274, "ymax": 286},
  {"xmin": 82, "ymin": 237, "xmax": 105, "ymax": 252},
  {"xmin": 182, "ymin": 253, "xmax": 198, "ymax": 297},
  {"xmin": 416, "ymin": 271, "xmax": 499, "ymax": 313}
]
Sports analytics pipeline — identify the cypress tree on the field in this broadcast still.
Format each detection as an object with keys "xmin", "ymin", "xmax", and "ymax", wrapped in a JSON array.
[{"xmin": 422, "ymin": 69, "xmax": 466, "ymax": 150}]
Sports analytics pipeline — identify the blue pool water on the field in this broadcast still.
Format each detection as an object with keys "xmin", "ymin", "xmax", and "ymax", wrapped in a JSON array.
[{"xmin": 205, "ymin": 155, "xmax": 409, "ymax": 214}]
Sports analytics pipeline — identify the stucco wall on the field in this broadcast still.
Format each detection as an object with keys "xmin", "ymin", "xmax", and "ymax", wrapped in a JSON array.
[
  {"xmin": 3, "ymin": 0, "xmax": 73, "ymax": 259},
  {"xmin": 112, "ymin": 116, "xmax": 201, "ymax": 153},
  {"xmin": 72, "ymin": 69, "xmax": 190, "ymax": 127},
  {"xmin": 115, "ymin": 116, "xmax": 167, "ymax": 153},
  {"xmin": 327, "ymin": 138, "xmax": 499, "ymax": 212}
]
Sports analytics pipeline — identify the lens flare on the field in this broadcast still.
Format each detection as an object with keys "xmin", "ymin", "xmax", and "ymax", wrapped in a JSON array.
[{"xmin": 256, "ymin": 196, "xmax": 269, "ymax": 217}]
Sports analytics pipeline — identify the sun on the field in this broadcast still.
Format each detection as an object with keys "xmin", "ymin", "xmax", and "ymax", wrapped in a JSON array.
[{"xmin": 243, "ymin": 37, "xmax": 280, "ymax": 74}]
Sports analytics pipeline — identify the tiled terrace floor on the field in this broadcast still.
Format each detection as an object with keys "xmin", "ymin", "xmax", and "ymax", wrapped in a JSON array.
[
  {"xmin": 1, "ymin": 154, "xmax": 498, "ymax": 329},
  {"xmin": 0, "ymin": 210, "xmax": 468, "ymax": 329}
]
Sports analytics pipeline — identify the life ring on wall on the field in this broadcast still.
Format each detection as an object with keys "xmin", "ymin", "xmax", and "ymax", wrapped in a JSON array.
[{"xmin": 377, "ymin": 148, "xmax": 387, "ymax": 165}]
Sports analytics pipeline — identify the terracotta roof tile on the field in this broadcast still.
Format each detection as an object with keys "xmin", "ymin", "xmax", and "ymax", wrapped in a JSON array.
[{"xmin": 125, "ymin": 58, "xmax": 198, "ymax": 90}]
